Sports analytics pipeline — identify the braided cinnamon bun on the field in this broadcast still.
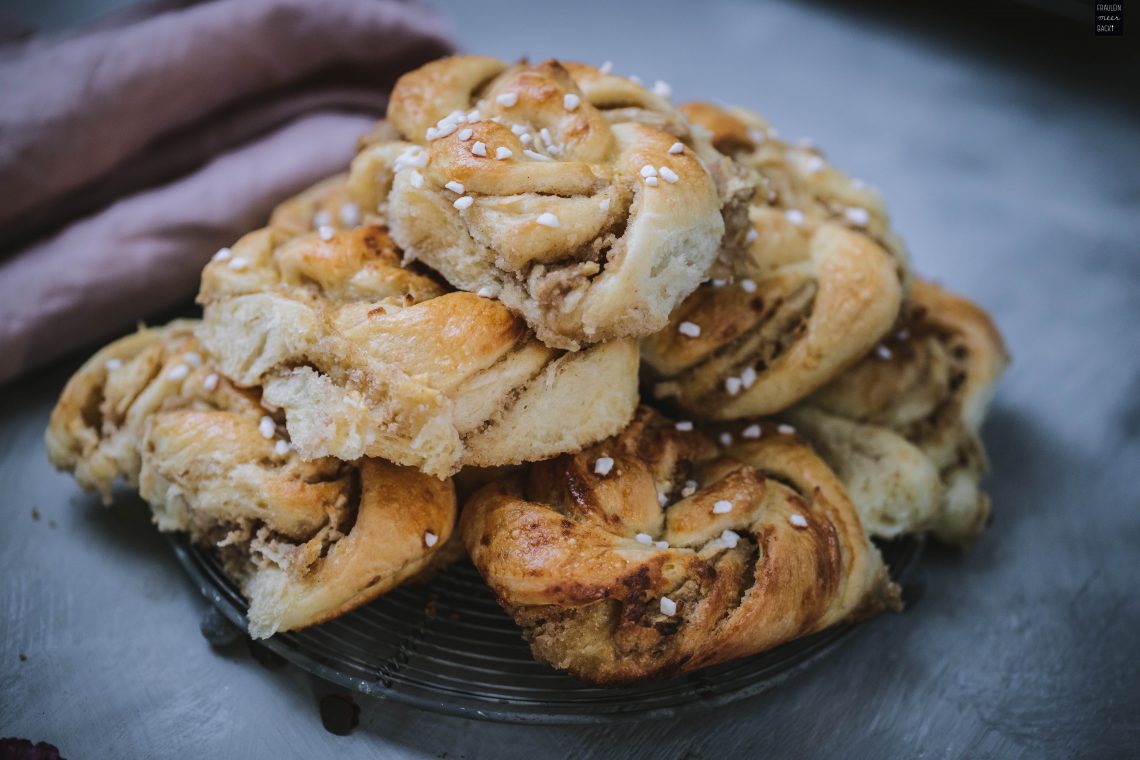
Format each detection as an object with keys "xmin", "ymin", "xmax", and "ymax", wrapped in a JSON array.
[
  {"xmin": 795, "ymin": 280, "xmax": 1008, "ymax": 547},
  {"xmin": 643, "ymin": 102, "xmax": 908, "ymax": 418},
  {"xmin": 46, "ymin": 322, "xmax": 456, "ymax": 638},
  {"xmin": 372, "ymin": 55, "xmax": 749, "ymax": 349},
  {"xmin": 462, "ymin": 407, "xmax": 898, "ymax": 684},
  {"xmin": 197, "ymin": 177, "xmax": 639, "ymax": 478}
]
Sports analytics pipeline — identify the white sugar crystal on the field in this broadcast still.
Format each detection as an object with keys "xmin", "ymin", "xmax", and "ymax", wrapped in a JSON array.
[
  {"xmin": 339, "ymin": 202, "xmax": 361, "ymax": 227},
  {"xmin": 845, "ymin": 207, "xmax": 870, "ymax": 227},
  {"xmin": 678, "ymin": 321, "xmax": 701, "ymax": 337}
]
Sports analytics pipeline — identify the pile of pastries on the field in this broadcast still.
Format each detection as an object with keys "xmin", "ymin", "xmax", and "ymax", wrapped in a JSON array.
[{"xmin": 47, "ymin": 56, "xmax": 1007, "ymax": 685}]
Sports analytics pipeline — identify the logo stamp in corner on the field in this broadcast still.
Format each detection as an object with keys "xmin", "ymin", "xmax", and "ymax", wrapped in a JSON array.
[{"xmin": 1095, "ymin": 1, "xmax": 1124, "ymax": 35}]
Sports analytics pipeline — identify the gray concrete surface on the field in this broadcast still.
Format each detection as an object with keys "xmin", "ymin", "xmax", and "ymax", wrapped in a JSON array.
[{"xmin": 2, "ymin": 0, "xmax": 1138, "ymax": 757}]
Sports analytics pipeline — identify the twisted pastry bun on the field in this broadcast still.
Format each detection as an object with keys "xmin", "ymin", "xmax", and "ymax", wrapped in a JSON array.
[
  {"xmin": 197, "ymin": 180, "xmax": 638, "ymax": 477},
  {"xmin": 462, "ymin": 407, "xmax": 898, "ymax": 684},
  {"xmin": 46, "ymin": 322, "xmax": 456, "ymax": 638},
  {"xmin": 375, "ymin": 55, "xmax": 748, "ymax": 350},
  {"xmin": 643, "ymin": 102, "xmax": 908, "ymax": 419},
  {"xmin": 795, "ymin": 280, "xmax": 1008, "ymax": 546},
  {"xmin": 678, "ymin": 102, "xmax": 911, "ymax": 272}
]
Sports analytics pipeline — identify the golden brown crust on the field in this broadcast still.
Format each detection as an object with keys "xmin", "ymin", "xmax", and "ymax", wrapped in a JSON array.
[
  {"xmin": 46, "ymin": 322, "xmax": 457, "ymax": 638},
  {"xmin": 642, "ymin": 103, "xmax": 907, "ymax": 418},
  {"xmin": 805, "ymin": 280, "xmax": 1009, "ymax": 546},
  {"xmin": 197, "ymin": 176, "xmax": 639, "ymax": 478},
  {"xmin": 268, "ymin": 173, "xmax": 376, "ymax": 240},
  {"xmin": 462, "ymin": 407, "xmax": 897, "ymax": 684},
  {"xmin": 379, "ymin": 56, "xmax": 739, "ymax": 349}
]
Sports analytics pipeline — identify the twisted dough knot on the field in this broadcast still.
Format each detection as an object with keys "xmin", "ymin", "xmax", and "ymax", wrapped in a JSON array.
[
  {"xmin": 643, "ymin": 102, "xmax": 909, "ymax": 419},
  {"xmin": 798, "ymin": 280, "xmax": 1008, "ymax": 547},
  {"xmin": 679, "ymin": 102, "xmax": 911, "ymax": 272},
  {"xmin": 462, "ymin": 407, "xmax": 897, "ymax": 684},
  {"xmin": 379, "ymin": 55, "xmax": 734, "ymax": 349},
  {"xmin": 197, "ymin": 175, "xmax": 638, "ymax": 477},
  {"xmin": 45, "ymin": 322, "xmax": 456, "ymax": 638}
]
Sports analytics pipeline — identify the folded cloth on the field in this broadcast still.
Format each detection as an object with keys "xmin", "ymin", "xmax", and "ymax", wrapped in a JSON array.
[{"xmin": 0, "ymin": 0, "xmax": 453, "ymax": 384}]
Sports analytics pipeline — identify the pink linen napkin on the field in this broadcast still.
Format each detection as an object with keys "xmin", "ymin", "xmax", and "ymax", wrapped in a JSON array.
[{"xmin": 0, "ymin": 0, "xmax": 453, "ymax": 383}]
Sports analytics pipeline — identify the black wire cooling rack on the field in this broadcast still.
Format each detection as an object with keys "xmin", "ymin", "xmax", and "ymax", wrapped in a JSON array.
[{"xmin": 169, "ymin": 535, "xmax": 923, "ymax": 724}]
